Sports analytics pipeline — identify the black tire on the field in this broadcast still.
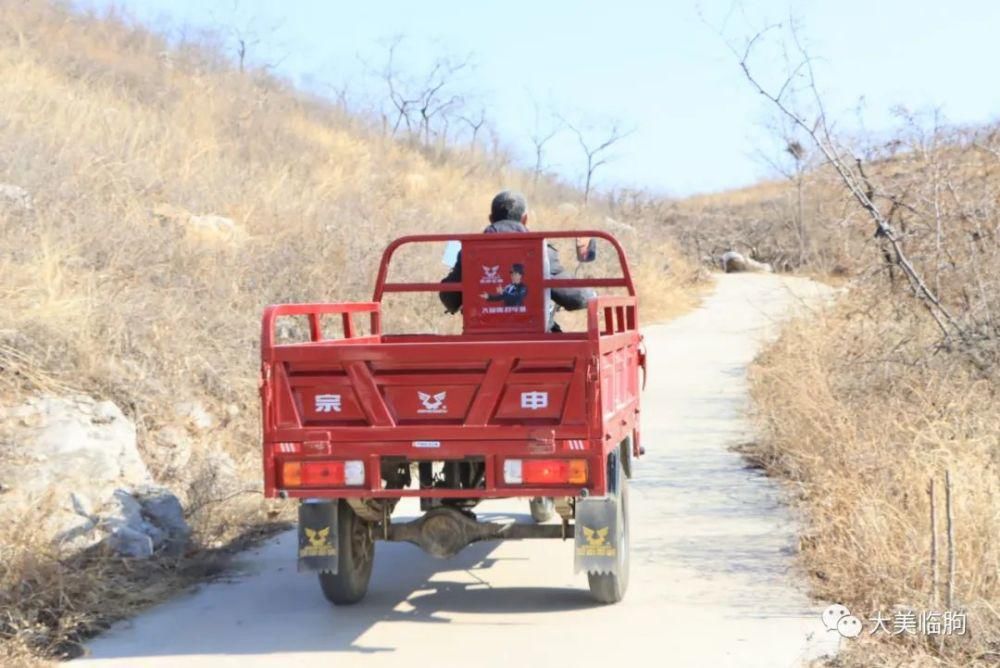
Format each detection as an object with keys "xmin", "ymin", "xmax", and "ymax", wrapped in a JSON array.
[
  {"xmin": 318, "ymin": 500, "xmax": 374, "ymax": 605},
  {"xmin": 529, "ymin": 496, "xmax": 555, "ymax": 523},
  {"xmin": 620, "ymin": 435, "xmax": 633, "ymax": 478},
  {"xmin": 587, "ymin": 457, "xmax": 630, "ymax": 604}
]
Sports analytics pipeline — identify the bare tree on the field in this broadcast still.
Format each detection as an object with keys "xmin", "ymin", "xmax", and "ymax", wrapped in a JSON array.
[
  {"xmin": 374, "ymin": 37, "xmax": 471, "ymax": 147},
  {"xmin": 415, "ymin": 57, "xmax": 469, "ymax": 146},
  {"xmin": 563, "ymin": 118, "xmax": 635, "ymax": 204},
  {"xmin": 377, "ymin": 36, "xmax": 420, "ymax": 136},
  {"xmin": 329, "ymin": 81, "xmax": 352, "ymax": 114},
  {"xmin": 754, "ymin": 112, "xmax": 812, "ymax": 266},
  {"xmin": 733, "ymin": 22, "xmax": 982, "ymax": 364},
  {"xmin": 215, "ymin": 1, "xmax": 285, "ymax": 73},
  {"xmin": 529, "ymin": 101, "xmax": 562, "ymax": 184},
  {"xmin": 458, "ymin": 108, "xmax": 488, "ymax": 151}
]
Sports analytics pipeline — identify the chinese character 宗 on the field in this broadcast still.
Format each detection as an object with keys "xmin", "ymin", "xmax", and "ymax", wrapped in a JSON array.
[{"xmin": 315, "ymin": 394, "xmax": 342, "ymax": 413}]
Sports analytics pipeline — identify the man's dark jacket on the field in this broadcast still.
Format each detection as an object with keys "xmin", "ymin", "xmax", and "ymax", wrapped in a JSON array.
[
  {"xmin": 485, "ymin": 282, "xmax": 528, "ymax": 306},
  {"xmin": 438, "ymin": 219, "xmax": 594, "ymax": 313}
]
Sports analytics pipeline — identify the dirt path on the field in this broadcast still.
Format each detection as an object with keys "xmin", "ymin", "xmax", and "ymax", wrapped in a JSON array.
[{"xmin": 77, "ymin": 273, "xmax": 840, "ymax": 667}]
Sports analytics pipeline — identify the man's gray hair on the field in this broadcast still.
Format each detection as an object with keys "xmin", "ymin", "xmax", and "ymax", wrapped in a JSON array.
[{"xmin": 490, "ymin": 190, "xmax": 527, "ymax": 222}]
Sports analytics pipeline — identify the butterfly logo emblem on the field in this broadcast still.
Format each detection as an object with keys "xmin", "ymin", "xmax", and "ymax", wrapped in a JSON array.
[
  {"xmin": 417, "ymin": 391, "xmax": 448, "ymax": 413},
  {"xmin": 582, "ymin": 526, "xmax": 609, "ymax": 547},
  {"xmin": 481, "ymin": 265, "xmax": 501, "ymax": 283},
  {"xmin": 305, "ymin": 527, "xmax": 330, "ymax": 547}
]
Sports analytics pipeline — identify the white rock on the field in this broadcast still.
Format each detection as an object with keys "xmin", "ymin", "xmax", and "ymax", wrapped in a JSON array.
[
  {"xmin": 186, "ymin": 214, "xmax": 245, "ymax": 244},
  {"xmin": 151, "ymin": 204, "xmax": 245, "ymax": 245},
  {"xmin": 173, "ymin": 401, "xmax": 215, "ymax": 432},
  {"xmin": 0, "ymin": 184, "xmax": 33, "ymax": 212},
  {"xmin": 67, "ymin": 487, "xmax": 191, "ymax": 559},
  {"xmin": 92, "ymin": 400, "xmax": 119, "ymax": 424},
  {"xmin": 0, "ymin": 394, "xmax": 187, "ymax": 558},
  {"xmin": 56, "ymin": 517, "xmax": 102, "ymax": 553},
  {"xmin": 720, "ymin": 251, "xmax": 773, "ymax": 274},
  {"xmin": 102, "ymin": 489, "xmax": 146, "ymax": 527},
  {"xmin": 70, "ymin": 491, "xmax": 95, "ymax": 519},
  {"xmin": 136, "ymin": 486, "xmax": 191, "ymax": 550},
  {"xmin": 9, "ymin": 396, "xmax": 150, "ymax": 502},
  {"xmin": 106, "ymin": 525, "xmax": 155, "ymax": 559},
  {"xmin": 188, "ymin": 214, "xmax": 235, "ymax": 234}
]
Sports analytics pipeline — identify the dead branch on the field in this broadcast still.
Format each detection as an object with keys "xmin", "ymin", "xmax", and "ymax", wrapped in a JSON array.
[
  {"xmin": 734, "ymin": 26, "xmax": 973, "ymax": 355},
  {"xmin": 563, "ymin": 118, "xmax": 635, "ymax": 204}
]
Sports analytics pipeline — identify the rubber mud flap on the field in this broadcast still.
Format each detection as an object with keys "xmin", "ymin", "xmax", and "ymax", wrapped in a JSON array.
[
  {"xmin": 298, "ymin": 501, "xmax": 339, "ymax": 573},
  {"xmin": 574, "ymin": 496, "xmax": 620, "ymax": 574}
]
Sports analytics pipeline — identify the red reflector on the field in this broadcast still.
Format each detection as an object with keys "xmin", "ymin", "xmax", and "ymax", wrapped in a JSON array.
[
  {"xmin": 301, "ymin": 461, "xmax": 345, "ymax": 486},
  {"xmin": 522, "ymin": 459, "xmax": 588, "ymax": 485}
]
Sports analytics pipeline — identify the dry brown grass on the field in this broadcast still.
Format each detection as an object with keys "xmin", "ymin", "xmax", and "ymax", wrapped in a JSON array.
[
  {"xmin": 0, "ymin": 1, "xmax": 703, "ymax": 660},
  {"xmin": 749, "ymin": 292, "xmax": 999, "ymax": 666},
  {"xmin": 658, "ymin": 81, "xmax": 1000, "ymax": 666},
  {"xmin": 0, "ymin": 492, "xmax": 290, "ymax": 662},
  {"xmin": 631, "ymin": 242, "xmax": 712, "ymax": 321}
]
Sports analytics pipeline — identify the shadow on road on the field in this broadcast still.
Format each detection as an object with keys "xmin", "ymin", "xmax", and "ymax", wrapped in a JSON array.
[{"xmin": 84, "ymin": 512, "xmax": 591, "ymax": 660}]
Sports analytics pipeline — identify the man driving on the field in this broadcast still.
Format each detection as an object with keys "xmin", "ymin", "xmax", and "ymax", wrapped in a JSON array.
[{"xmin": 439, "ymin": 191, "xmax": 594, "ymax": 320}]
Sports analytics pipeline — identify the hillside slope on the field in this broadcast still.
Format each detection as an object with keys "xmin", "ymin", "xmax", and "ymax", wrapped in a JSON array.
[{"xmin": 0, "ymin": 2, "xmax": 703, "ymax": 662}]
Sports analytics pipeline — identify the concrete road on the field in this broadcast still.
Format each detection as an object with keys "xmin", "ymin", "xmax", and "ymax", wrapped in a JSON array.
[{"xmin": 78, "ymin": 273, "xmax": 842, "ymax": 668}]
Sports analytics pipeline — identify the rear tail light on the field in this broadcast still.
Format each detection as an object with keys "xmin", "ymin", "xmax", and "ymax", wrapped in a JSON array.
[
  {"xmin": 281, "ymin": 460, "xmax": 365, "ymax": 487},
  {"xmin": 343, "ymin": 461, "xmax": 365, "ymax": 486},
  {"xmin": 503, "ymin": 459, "xmax": 523, "ymax": 484},
  {"xmin": 282, "ymin": 461, "xmax": 302, "ymax": 486},
  {"xmin": 503, "ymin": 459, "xmax": 588, "ymax": 485}
]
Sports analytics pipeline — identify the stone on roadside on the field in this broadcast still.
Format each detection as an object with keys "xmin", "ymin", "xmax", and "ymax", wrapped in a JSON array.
[
  {"xmin": 720, "ymin": 251, "xmax": 773, "ymax": 274},
  {"xmin": 106, "ymin": 525, "xmax": 155, "ymax": 559},
  {"xmin": 1, "ymin": 394, "xmax": 190, "ymax": 558},
  {"xmin": 135, "ymin": 486, "xmax": 191, "ymax": 550}
]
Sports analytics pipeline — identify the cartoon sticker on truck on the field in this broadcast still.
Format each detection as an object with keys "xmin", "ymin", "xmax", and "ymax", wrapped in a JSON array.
[{"xmin": 480, "ymin": 262, "xmax": 528, "ymax": 312}]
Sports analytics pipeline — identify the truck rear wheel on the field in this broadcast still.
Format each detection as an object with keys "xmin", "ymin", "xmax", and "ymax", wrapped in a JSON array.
[
  {"xmin": 587, "ymin": 458, "xmax": 630, "ymax": 603},
  {"xmin": 318, "ymin": 500, "xmax": 374, "ymax": 605},
  {"xmin": 529, "ymin": 496, "xmax": 555, "ymax": 522}
]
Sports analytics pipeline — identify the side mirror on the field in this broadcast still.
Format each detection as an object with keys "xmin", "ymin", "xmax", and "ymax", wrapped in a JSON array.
[{"xmin": 575, "ymin": 237, "xmax": 597, "ymax": 263}]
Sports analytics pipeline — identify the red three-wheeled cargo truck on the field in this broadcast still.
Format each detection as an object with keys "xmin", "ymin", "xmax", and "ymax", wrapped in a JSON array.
[{"xmin": 259, "ymin": 231, "xmax": 645, "ymax": 604}]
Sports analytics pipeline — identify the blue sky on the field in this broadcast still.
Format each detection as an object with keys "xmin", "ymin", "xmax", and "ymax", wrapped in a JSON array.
[{"xmin": 80, "ymin": 1, "xmax": 1000, "ymax": 196}]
